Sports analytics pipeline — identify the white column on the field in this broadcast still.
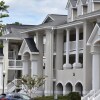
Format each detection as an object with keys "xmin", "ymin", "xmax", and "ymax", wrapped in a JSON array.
[
  {"xmin": 63, "ymin": 29, "xmax": 72, "ymax": 69},
  {"xmin": 3, "ymin": 39, "xmax": 9, "ymax": 87},
  {"xmin": 45, "ymin": 29, "xmax": 53, "ymax": 96},
  {"xmin": 73, "ymin": 27, "xmax": 82, "ymax": 68},
  {"xmin": 92, "ymin": 54, "xmax": 100, "ymax": 91},
  {"xmin": 31, "ymin": 60, "xmax": 38, "ymax": 77},
  {"xmin": 0, "ymin": 59, "xmax": 3, "ymax": 88},
  {"xmin": 56, "ymin": 30, "xmax": 64, "ymax": 70},
  {"xmin": 36, "ymin": 32, "xmax": 43, "ymax": 76},
  {"xmin": 22, "ymin": 60, "xmax": 29, "ymax": 76},
  {"xmin": 66, "ymin": 29, "xmax": 70, "ymax": 64}
]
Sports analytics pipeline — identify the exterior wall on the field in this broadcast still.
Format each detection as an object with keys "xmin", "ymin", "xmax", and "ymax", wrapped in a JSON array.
[{"xmin": 56, "ymin": 68, "xmax": 83, "ymax": 90}]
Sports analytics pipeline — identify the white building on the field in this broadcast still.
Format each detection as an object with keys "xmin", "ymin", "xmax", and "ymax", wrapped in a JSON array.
[{"xmin": 0, "ymin": 0, "xmax": 100, "ymax": 99}]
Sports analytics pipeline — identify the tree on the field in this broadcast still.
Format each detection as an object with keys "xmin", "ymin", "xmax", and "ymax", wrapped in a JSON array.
[
  {"xmin": 12, "ymin": 22, "xmax": 22, "ymax": 25},
  {"xmin": 0, "ymin": 0, "xmax": 9, "ymax": 36},
  {"xmin": 13, "ymin": 75, "xmax": 46, "ymax": 98}
]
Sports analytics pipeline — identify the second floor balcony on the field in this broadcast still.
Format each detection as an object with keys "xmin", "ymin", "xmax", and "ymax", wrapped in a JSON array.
[
  {"xmin": 64, "ymin": 40, "xmax": 83, "ymax": 52},
  {"xmin": 8, "ymin": 59, "xmax": 22, "ymax": 69}
]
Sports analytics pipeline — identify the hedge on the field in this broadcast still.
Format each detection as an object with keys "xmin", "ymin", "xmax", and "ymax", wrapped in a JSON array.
[{"xmin": 34, "ymin": 92, "xmax": 81, "ymax": 100}]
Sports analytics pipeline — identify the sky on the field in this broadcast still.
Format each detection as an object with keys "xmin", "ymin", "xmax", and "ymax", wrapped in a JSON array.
[{"xmin": 2, "ymin": 0, "xmax": 68, "ymax": 25}]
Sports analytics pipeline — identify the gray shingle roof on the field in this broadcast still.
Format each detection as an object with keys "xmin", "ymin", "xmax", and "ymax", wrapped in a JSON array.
[
  {"xmin": 25, "ymin": 38, "xmax": 39, "ymax": 53},
  {"xmin": 1, "ymin": 24, "xmax": 35, "ymax": 39},
  {"xmin": 6, "ymin": 24, "xmax": 35, "ymax": 33},
  {"xmin": 29, "ymin": 14, "xmax": 67, "ymax": 30},
  {"xmin": 1, "ymin": 32, "xmax": 28, "ymax": 39}
]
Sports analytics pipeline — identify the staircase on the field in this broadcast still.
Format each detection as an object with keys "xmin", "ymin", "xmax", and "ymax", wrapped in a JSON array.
[
  {"xmin": 7, "ymin": 79, "xmax": 22, "ymax": 93},
  {"xmin": 82, "ymin": 90, "xmax": 100, "ymax": 100}
]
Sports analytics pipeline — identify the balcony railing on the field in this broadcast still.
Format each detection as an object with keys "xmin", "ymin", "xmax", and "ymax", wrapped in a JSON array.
[
  {"xmin": 8, "ymin": 59, "xmax": 22, "ymax": 69},
  {"xmin": 64, "ymin": 40, "xmax": 83, "ymax": 52},
  {"xmin": 8, "ymin": 51, "xmax": 16, "ymax": 59}
]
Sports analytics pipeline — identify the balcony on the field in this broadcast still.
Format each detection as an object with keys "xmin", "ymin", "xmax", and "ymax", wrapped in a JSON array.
[
  {"xmin": 8, "ymin": 59, "xmax": 22, "ymax": 69},
  {"xmin": 64, "ymin": 40, "xmax": 83, "ymax": 52},
  {"xmin": 8, "ymin": 51, "xmax": 16, "ymax": 59}
]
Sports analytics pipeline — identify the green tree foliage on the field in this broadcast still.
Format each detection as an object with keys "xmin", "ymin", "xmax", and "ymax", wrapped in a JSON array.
[
  {"xmin": 12, "ymin": 22, "xmax": 22, "ymax": 25},
  {"xmin": 0, "ymin": 1, "xmax": 9, "ymax": 36},
  {"xmin": 66, "ymin": 92, "xmax": 81, "ymax": 100}
]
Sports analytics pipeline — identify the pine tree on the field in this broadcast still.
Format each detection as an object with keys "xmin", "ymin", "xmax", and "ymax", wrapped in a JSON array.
[{"xmin": 0, "ymin": 0, "xmax": 9, "ymax": 36}]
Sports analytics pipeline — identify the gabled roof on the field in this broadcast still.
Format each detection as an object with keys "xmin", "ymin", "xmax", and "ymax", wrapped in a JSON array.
[
  {"xmin": 81, "ymin": 0, "xmax": 87, "ymax": 5},
  {"xmin": 0, "ymin": 31, "xmax": 28, "ymax": 40},
  {"xmin": 0, "ymin": 24, "xmax": 35, "ymax": 40},
  {"xmin": 87, "ymin": 23, "xmax": 100, "ymax": 45},
  {"xmin": 19, "ymin": 38, "xmax": 39, "ymax": 55},
  {"xmin": 70, "ymin": 0, "xmax": 77, "ymax": 7},
  {"xmin": 6, "ymin": 24, "xmax": 35, "ymax": 33},
  {"xmin": 21, "ymin": 14, "xmax": 67, "ymax": 33},
  {"xmin": 25, "ymin": 38, "xmax": 39, "ymax": 53},
  {"xmin": 42, "ymin": 15, "xmax": 54, "ymax": 24},
  {"xmin": 43, "ymin": 14, "xmax": 67, "ymax": 24}
]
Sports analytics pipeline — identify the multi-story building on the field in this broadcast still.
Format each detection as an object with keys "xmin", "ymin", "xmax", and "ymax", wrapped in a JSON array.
[{"xmin": 0, "ymin": 0, "xmax": 100, "ymax": 99}]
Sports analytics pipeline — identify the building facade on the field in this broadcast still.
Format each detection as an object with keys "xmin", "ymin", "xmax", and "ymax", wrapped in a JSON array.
[{"xmin": 0, "ymin": 0, "xmax": 100, "ymax": 99}]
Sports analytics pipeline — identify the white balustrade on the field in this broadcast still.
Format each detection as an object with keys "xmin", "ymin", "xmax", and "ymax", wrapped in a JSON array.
[
  {"xmin": 82, "ymin": 90, "xmax": 94, "ymax": 100},
  {"xmin": 7, "ymin": 79, "xmax": 22, "ymax": 92},
  {"xmin": 8, "ymin": 51, "xmax": 16, "ymax": 59},
  {"xmin": 64, "ymin": 40, "xmax": 83, "ymax": 52},
  {"xmin": 8, "ymin": 59, "xmax": 22, "ymax": 68}
]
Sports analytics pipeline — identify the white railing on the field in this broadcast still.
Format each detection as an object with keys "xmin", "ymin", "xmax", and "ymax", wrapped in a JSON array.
[
  {"xmin": 94, "ymin": 90, "xmax": 100, "ymax": 100},
  {"xmin": 8, "ymin": 59, "xmax": 22, "ymax": 68},
  {"xmin": 7, "ymin": 79, "xmax": 22, "ymax": 93},
  {"xmin": 8, "ymin": 51, "xmax": 16, "ymax": 59},
  {"xmin": 88, "ymin": 90, "xmax": 100, "ymax": 100},
  {"xmin": 64, "ymin": 40, "xmax": 83, "ymax": 52},
  {"xmin": 81, "ymin": 90, "xmax": 94, "ymax": 100}
]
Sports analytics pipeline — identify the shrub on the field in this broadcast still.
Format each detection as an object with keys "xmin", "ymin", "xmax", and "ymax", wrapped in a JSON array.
[
  {"xmin": 66, "ymin": 92, "xmax": 81, "ymax": 100},
  {"xmin": 34, "ymin": 96, "xmax": 53, "ymax": 100},
  {"xmin": 34, "ymin": 92, "xmax": 81, "ymax": 100}
]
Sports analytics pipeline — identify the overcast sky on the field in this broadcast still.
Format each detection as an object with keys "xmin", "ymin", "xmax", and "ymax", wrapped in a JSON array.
[{"xmin": 3, "ymin": 0, "xmax": 68, "ymax": 25}]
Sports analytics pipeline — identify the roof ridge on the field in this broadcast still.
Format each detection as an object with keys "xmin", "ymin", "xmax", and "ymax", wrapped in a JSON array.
[{"xmin": 49, "ymin": 14, "xmax": 67, "ymax": 16}]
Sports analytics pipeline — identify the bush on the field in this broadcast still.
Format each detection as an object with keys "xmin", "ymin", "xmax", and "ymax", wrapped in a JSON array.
[
  {"xmin": 34, "ymin": 92, "xmax": 81, "ymax": 100},
  {"xmin": 34, "ymin": 96, "xmax": 53, "ymax": 100},
  {"xmin": 66, "ymin": 92, "xmax": 81, "ymax": 100}
]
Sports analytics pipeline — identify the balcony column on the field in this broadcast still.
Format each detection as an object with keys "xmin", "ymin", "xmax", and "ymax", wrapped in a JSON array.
[
  {"xmin": 73, "ymin": 27, "xmax": 82, "ymax": 68},
  {"xmin": 0, "ymin": 56, "xmax": 3, "ymax": 89},
  {"xmin": 45, "ymin": 29, "xmax": 54, "ymax": 96},
  {"xmin": 63, "ymin": 29, "xmax": 72, "ymax": 69},
  {"xmin": 92, "ymin": 53, "xmax": 100, "ymax": 91}
]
